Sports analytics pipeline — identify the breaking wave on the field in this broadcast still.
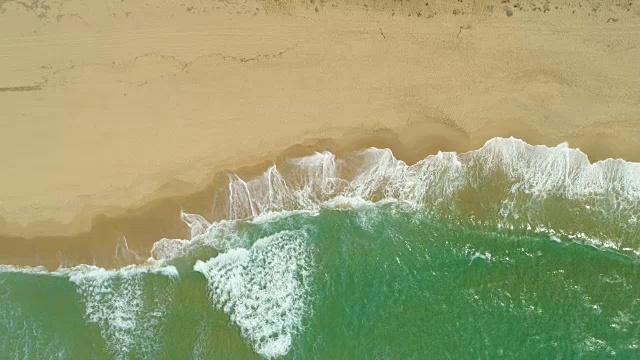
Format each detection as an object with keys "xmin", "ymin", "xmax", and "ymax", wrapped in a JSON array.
[{"xmin": 194, "ymin": 230, "xmax": 313, "ymax": 358}]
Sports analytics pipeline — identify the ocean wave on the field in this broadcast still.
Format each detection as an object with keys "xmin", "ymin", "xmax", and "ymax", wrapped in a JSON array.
[
  {"xmin": 2, "ymin": 136, "xmax": 639, "ymax": 359},
  {"xmin": 167, "ymin": 137, "xmax": 639, "ymax": 257},
  {"xmin": 239, "ymin": 137, "xmax": 636, "ymax": 211},
  {"xmin": 194, "ymin": 229, "xmax": 313, "ymax": 359},
  {"xmin": 4, "ymin": 137, "xmax": 638, "ymax": 271},
  {"xmin": 0, "ymin": 264, "xmax": 180, "ymax": 359},
  {"xmin": 68, "ymin": 264, "xmax": 179, "ymax": 360}
]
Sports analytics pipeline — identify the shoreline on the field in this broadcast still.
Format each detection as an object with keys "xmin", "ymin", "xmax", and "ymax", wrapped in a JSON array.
[
  {"xmin": 1, "ymin": 1, "xmax": 639, "ymax": 267},
  {"xmin": 1, "ymin": 128, "xmax": 638, "ymax": 269}
]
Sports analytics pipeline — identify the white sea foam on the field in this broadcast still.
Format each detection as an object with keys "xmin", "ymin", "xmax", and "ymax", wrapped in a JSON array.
[
  {"xmin": 0, "ymin": 265, "xmax": 52, "ymax": 275},
  {"xmin": 0, "ymin": 263, "xmax": 179, "ymax": 359},
  {"xmin": 323, "ymin": 195, "xmax": 377, "ymax": 209},
  {"xmin": 151, "ymin": 213, "xmax": 273, "ymax": 260},
  {"xmin": 181, "ymin": 137, "xmax": 638, "ymax": 252},
  {"xmin": 150, "ymin": 237, "xmax": 192, "ymax": 260},
  {"xmin": 65, "ymin": 264, "xmax": 178, "ymax": 360},
  {"xmin": 181, "ymin": 209, "xmax": 211, "ymax": 238},
  {"xmin": 194, "ymin": 230, "xmax": 313, "ymax": 359},
  {"xmin": 144, "ymin": 137, "xmax": 640, "ymax": 264},
  {"xmin": 250, "ymin": 208, "xmax": 318, "ymax": 223},
  {"xmin": 220, "ymin": 138, "xmax": 640, "ymax": 216}
]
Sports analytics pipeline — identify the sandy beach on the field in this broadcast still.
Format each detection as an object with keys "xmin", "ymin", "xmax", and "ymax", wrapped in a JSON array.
[{"xmin": 1, "ymin": 0, "xmax": 639, "ymax": 268}]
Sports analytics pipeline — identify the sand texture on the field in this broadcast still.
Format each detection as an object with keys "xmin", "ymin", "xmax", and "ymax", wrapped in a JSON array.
[{"xmin": 1, "ymin": 0, "xmax": 639, "ymax": 267}]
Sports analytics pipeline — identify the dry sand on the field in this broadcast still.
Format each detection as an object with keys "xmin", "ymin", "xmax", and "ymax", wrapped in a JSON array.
[{"xmin": 1, "ymin": 0, "xmax": 639, "ymax": 268}]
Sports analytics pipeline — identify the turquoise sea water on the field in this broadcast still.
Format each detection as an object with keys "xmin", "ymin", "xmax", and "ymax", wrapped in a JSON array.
[{"xmin": 1, "ymin": 138, "xmax": 639, "ymax": 359}]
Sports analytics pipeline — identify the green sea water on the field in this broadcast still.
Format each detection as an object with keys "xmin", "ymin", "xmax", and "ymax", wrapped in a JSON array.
[{"xmin": 1, "ymin": 138, "xmax": 639, "ymax": 359}]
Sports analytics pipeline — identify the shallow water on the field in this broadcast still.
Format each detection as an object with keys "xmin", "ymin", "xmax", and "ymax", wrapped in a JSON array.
[{"xmin": 1, "ymin": 138, "xmax": 639, "ymax": 359}]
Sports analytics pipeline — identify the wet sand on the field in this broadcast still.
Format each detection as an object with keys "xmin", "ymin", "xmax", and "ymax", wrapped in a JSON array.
[{"xmin": 1, "ymin": 0, "xmax": 639, "ymax": 268}]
